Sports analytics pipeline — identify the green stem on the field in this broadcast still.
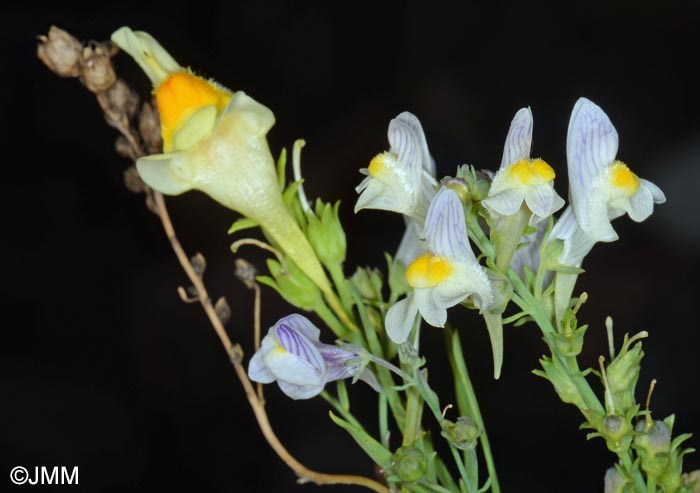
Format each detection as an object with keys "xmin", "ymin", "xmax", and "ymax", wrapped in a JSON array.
[
  {"xmin": 402, "ymin": 386, "xmax": 423, "ymax": 446},
  {"xmin": 619, "ymin": 451, "xmax": 647, "ymax": 493},
  {"xmin": 315, "ymin": 299, "xmax": 350, "ymax": 339},
  {"xmin": 321, "ymin": 390, "xmax": 363, "ymax": 428},
  {"xmin": 348, "ymin": 283, "xmax": 406, "ymax": 428},
  {"xmin": 447, "ymin": 328, "xmax": 500, "ymax": 493},
  {"xmin": 465, "ymin": 210, "xmax": 495, "ymax": 258},
  {"xmin": 508, "ymin": 270, "xmax": 604, "ymax": 415},
  {"xmin": 327, "ymin": 262, "xmax": 355, "ymax": 313}
]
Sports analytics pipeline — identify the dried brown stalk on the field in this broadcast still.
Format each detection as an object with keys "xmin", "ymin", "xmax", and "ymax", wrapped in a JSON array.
[{"xmin": 37, "ymin": 26, "xmax": 387, "ymax": 493}]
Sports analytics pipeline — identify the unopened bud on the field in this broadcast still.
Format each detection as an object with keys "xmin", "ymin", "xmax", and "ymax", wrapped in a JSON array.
[
  {"xmin": 441, "ymin": 416, "xmax": 480, "ymax": 450},
  {"xmin": 392, "ymin": 446, "xmax": 427, "ymax": 483},
  {"xmin": 352, "ymin": 267, "xmax": 383, "ymax": 301},
  {"xmin": 306, "ymin": 200, "xmax": 346, "ymax": 266},
  {"xmin": 261, "ymin": 258, "xmax": 322, "ymax": 311}
]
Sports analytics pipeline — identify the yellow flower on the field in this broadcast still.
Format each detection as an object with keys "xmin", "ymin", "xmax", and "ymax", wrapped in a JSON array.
[{"xmin": 111, "ymin": 27, "xmax": 335, "ymax": 301}]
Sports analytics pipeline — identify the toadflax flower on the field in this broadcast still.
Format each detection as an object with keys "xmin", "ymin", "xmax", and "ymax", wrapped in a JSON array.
[
  {"xmin": 111, "ymin": 27, "xmax": 336, "ymax": 303},
  {"xmin": 385, "ymin": 188, "xmax": 493, "ymax": 343},
  {"xmin": 482, "ymin": 108, "xmax": 565, "ymax": 224},
  {"xmin": 355, "ymin": 112, "xmax": 438, "ymax": 223},
  {"xmin": 248, "ymin": 314, "xmax": 378, "ymax": 399},
  {"xmin": 565, "ymin": 97, "xmax": 666, "ymax": 244}
]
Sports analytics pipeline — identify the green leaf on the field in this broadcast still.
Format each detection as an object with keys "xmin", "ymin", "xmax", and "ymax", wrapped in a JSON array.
[
  {"xmin": 328, "ymin": 411, "xmax": 393, "ymax": 468},
  {"xmin": 227, "ymin": 217, "xmax": 259, "ymax": 235}
]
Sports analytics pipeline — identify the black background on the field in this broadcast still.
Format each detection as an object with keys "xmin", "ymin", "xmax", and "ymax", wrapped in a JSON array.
[{"xmin": 2, "ymin": 1, "xmax": 700, "ymax": 492}]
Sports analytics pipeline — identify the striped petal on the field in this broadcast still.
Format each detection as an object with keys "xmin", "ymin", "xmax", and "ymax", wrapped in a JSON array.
[
  {"xmin": 501, "ymin": 107, "xmax": 533, "ymax": 169},
  {"xmin": 318, "ymin": 344, "xmax": 360, "ymax": 382},
  {"xmin": 388, "ymin": 113, "xmax": 426, "ymax": 182},
  {"xmin": 265, "ymin": 324, "xmax": 325, "ymax": 386},
  {"xmin": 567, "ymin": 98, "xmax": 619, "ymax": 228},
  {"xmin": 393, "ymin": 112, "xmax": 433, "ymax": 174},
  {"xmin": 275, "ymin": 314, "xmax": 321, "ymax": 342},
  {"xmin": 424, "ymin": 188, "xmax": 475, "ymax": 260}
]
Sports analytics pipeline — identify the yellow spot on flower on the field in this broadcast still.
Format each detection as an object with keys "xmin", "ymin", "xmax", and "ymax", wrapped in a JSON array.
[
  {"xmin": 609, "ymin": 161, "xmax": 640, "ymax": 196},
  {"xmin": 368, "ymin": 152, "xmax": 394, "ymax": 178},
  {"xmin": 155, "ymin": 71, "xmax": 232, "ymax": 151},
  {"xmin": 506, "ymin": 158, "xmax": 555, "ymax": 185},
  {"xmin": 406, "ymin": 253, "xmax": 454, "ymax": 288}
]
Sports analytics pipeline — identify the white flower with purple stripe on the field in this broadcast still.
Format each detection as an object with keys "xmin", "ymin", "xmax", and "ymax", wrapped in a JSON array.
[
  {"xmin": 355, "ymin": 112, "xmax": 438, "ymax": 223},
  {"xmin": 482, "ymin": 108, "xmax": 565, "ymax": 224},
  {"xmin": 385, "ymin": 188, "xmax": 493, "ymax": 343},
  {"xmin": 566, "ymin": 97, "xmax": 665, "ymax": 243},
  {"xmin": 248, "ymin": 314, "xmax": 376, "ymax": 399}
]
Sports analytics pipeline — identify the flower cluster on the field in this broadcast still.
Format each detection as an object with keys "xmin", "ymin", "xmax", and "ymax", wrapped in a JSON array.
[{"xmin": 356, "ymin": 98, "xmax": 665, "ymax": 347}]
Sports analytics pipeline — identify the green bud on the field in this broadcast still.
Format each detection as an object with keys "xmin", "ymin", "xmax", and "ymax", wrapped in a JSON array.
[
  {"xmin": 553, "ymin": 324, "xmax": 587, "ymax": 357},
  {"xmin": 604, "ymin": 467, "xmax": 627, "ymax": 493},
  {"xmin": 441, "ymin": 416, "xmax": 481, "ymax": 450},
  {"xmin": 306, "ymin": 199, "xmax": 346, "ymax": 266},
  {"xmin": 533, "ymin": 357, "xmax": 586, "ymax": 409},
  {"xmin": 258, "ymin": 257, "xmax": 322, "ymax": 311},
  {"xmin": 392, "ymin": 446, "xmax": 427, "ymax": 483},
  {"xmin": 607, "ymin": 336, "xmax": 644, "ymax": 412},
  {"xmin": 351, "ymin": 266, "xmax": 383, "ymax": 301}
]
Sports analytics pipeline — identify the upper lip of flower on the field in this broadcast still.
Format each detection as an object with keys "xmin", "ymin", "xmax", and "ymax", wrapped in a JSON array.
[{"xmin": 566, "ymin": 97, "xmax": 666, "ymax": 243}]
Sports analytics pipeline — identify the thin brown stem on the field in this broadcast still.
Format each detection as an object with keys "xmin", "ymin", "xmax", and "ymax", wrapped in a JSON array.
[
  {"xmin": 253, "ymin": 283, "xmax": 264, "ymax": 402},
  {"xmin": 153, "ymin": 192, "xmax": 387, "ymax": 493}
]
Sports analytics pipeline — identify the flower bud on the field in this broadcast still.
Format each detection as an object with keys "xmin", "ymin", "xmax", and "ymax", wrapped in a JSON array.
[
  {"xmin": 306, "ymin": 200, "xmax": 346, "ymax": 266},
  {"xmin": 441, "ymin": 416, "xmax": 481, "ymax": 450},
  {"xmin": 607, "ymin": 341, "xmax": 643, "ymax": 412},
  {"xmin": 259, "ymin": 258, "xmax": 322, "ymax": 311},
  {"xmin": 351, "ymin": 267, "xmax": 383, "ymax": 301},
  {"xmin": 534, "ymin": 357, "xmax": 586, "ymax": 409},
  {"xmin": 392, "ymin": 446, "xmax": 427, "ymax": 483}
]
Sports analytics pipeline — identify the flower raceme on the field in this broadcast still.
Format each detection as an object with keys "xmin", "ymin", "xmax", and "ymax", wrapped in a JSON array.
[
  {"xmin": 483, "ymin": 107, "xmax": 565, "ymax": 224},
  {"xmin": 385, "ymin": 188, "xmax": 493, "ymax": 343},
  {"xmin": 111, "ymin": 27, "xmax": 336, "ymax": 302},
  {"xmin": 564, "ymin": 97, "xmax": 666, "ymax": 244},
  {"xmin": 248, "ymin": 315, "xmax": 377, "ymax": 400}
]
